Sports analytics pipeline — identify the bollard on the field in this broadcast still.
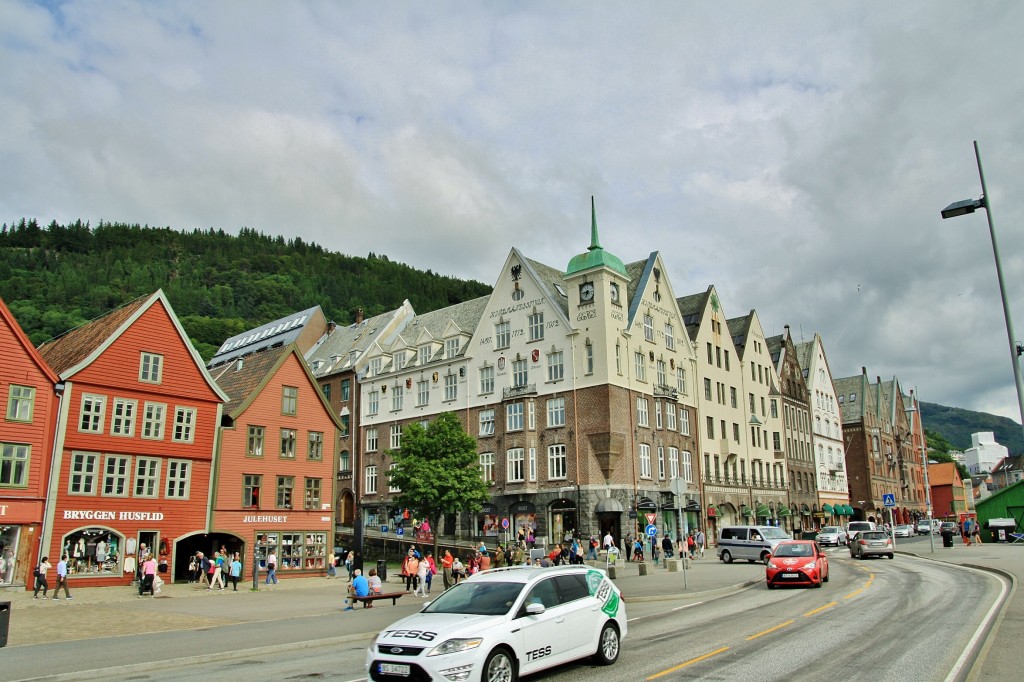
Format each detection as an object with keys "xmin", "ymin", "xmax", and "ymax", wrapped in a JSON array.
[
  {"xmin": 665, "ymin": 559, "xmax": 682, "ymax": 572},
  {"xmin": 638, "ymin": 563, "xmax": 649, "ymax": 576},
  {"xmin": 608, "ymin": 565, "xmax": 617, "ymax": 579}
]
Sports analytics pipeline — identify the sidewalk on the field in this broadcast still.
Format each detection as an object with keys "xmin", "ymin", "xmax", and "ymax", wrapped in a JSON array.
[{"xmin": 0, "ymin": 554, "xmax": 761, "ymax": 648}]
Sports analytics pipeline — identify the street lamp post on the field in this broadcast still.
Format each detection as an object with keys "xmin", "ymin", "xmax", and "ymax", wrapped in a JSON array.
[
  {"xmin": 942, "ymin": 140, "xmax": 1024, "ymax": 440},
  {"xmin": 907, "ymin": 394, "xmax": 935, "ymax": 554}
]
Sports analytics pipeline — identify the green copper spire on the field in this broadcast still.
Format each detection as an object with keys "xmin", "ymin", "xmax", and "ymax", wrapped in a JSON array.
[{"xmin": 566, "ymin": 196, "xmax": 627, "ymax": 277}]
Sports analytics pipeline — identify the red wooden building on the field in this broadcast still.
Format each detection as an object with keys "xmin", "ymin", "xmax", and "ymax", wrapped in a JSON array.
[
  {"xmin": 1, "ymin": 297, "xmax": 61, "ymax": 589},
  {"xmin": 208, "ymin": 344, "xmax": 340, "ymax": 579},
  {"xmin": 37, "ymin": 291, "xmax": 227, "ymax": 586}
]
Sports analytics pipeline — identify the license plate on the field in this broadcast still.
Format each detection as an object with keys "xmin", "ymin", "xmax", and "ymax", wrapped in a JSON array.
[
  {"xmin": 379, "ymin": 663, "xmax": 410, "ymax": 676},
  {"xmin": 782, "ymin": 573, "xmax": 799, "ymax": 578}
]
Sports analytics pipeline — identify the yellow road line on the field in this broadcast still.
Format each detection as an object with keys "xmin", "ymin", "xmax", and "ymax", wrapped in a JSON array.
[
  {"xmin": 646, "ymin": 646, "xmax": 730, "ymax": 680},
  {"xmin": 844, "ymin": 588, "xmax": 863, "ymax": 599},
  {"xmin": 746, "ymin": 620, "xmax": 795, "ymax": 641},
  {"xmin": 803, "ymin": 601, "xmax": 838, "ymax": 617}
]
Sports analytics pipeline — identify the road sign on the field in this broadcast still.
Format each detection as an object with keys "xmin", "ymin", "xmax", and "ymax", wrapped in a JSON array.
[
  {"xmin": 396, "ymin": 527, "xmax": 405, "ymax": 536},
  {"xmin": 380, "ymin": 525, "xmax": 389, "ymax": 533},
  {"xmin": 501, "ymin": 517, "xmax": 510, "ymax": 530},
  {"xmin": 645, "ymin": 524, "xmax": 658, "ymax": 537},
  {"xmin": 882, "ymin": 493, "xmax": 896, "ymax": 508},
  {"xmin": 645, "ymin": 512, "xmax": 657, "ymax": 525}
]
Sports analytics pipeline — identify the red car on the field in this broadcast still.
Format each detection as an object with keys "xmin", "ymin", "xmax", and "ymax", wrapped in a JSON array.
[{"xmin": 765, "ymin": 540, "xmax": 829, "ymax": 589}]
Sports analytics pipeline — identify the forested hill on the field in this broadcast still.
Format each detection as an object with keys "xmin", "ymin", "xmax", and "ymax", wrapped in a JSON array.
[
  {"xmin": 920, "ymin": 401, "xmax": 1023, "ymax": 456},
  {"xmin": 0, "ymin": 218, "xmax": 492, "ymax": 360}
]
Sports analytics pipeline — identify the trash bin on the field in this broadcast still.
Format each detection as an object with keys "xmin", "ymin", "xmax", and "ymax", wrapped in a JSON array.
[
  {"xmin": 942, "ymin": 530, "xmax": 954, "ymax": 548},
  {"xmin": 0, "ymin": 600, "xmax": 11, "ymax": 648},
  {"xmin": 377, "ymin": 559, "xmax": 387, "ymax": 582}
]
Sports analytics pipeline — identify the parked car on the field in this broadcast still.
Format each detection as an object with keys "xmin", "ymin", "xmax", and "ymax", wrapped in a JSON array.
[
  {"xmin": 916, "ymin": 520, "xmax": 932, "ymax": 535},
  {"xmin": 893, "ymin": 525, "xmax": 914, "ymax": 538},
  {"xmin": 940, "ymin": 522, "xmax": 959, "ymax": 536},
  {"xmin": 766, "ymin": 540, "xmax": 829, "ymax": 589},
  {"xmin": 850, "ymin": 530, "xmax": 895, "ymax": 560},
  {"xmin": 815, "ymin": 526, "xmax": 848, "ymax": 546},
  {"xmin": 845, "ymin": 521, "xmax": 877, "ymax": 545},
  {"xmin": 367, "ymin": 565, "xmax": 626, "ymax": 682},
  {"xmin": 717, "ymin": 525, "xmax": 791, "ymax": 564}
]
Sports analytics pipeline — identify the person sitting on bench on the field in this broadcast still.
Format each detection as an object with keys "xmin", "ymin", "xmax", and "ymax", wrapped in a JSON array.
[{"xmin": 344, "ymin": 569, "xmax": 370, "ymax": 610}]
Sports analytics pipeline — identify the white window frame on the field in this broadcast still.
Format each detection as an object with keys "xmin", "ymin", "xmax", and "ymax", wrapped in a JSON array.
[
  {"xmin": 79, "ymin": 394, "xmax": 106, "ymax": 433},
  {"xmin": 666, "ymin": 403, "xmax": 677, "ymax": 431},
  {"xmin": 480, "ymin": 452, "xmax": 495, "ymax": 483},
  {"xmin": 166, "ymin": 459, "xmax": 191, "ymax": 499},
  {"xmin": 677, "ymin": 367, "xmax": 687, "ymax": 394},
  {"xmin": 139, "ymin": 352, "xmax": 163, "ymax": 383},
  {"xmin": 639, "ymin": 444, "xmax": 652, "ymax": 479},
  {"xmin": 445, "ymin": 337, "xmax": 460, "ymax": 359},
  {"xmin": 643, "ymin": 314, "xmax": 654, "ymax": 342},
  {"xmin": 546, "ymin": 397, "xmax": 566, "ymax": 428},
  {"xmin": 668, "ymin": 447, "xmax": 679, "ymax": 479},
  {"xmin": 682, "ymin": 450, "xmax": 693, "ymax": 483},
  {"xmin": 546, "ymin": 351, "xmax": 564, "ymax": 382},
  {"xmin": 479, "ymin": 409, "xmax": 495, "ymax": 436},
  {"xmin": 495, "ymin": 321, "xmax": 511, "ymax": 350},
  {"xmin": 680, "ymin": 409, "xmax": 690, "ymax": 436},
  {"xmin": 656, "ymin": 360, "xmax": 667, "ymax": 387},
  {"xmin": 506, "ymin": 402, "xmax": 524, "ymax": 432},
  {"xmin": 365, "ymin": 466, "xmax": 378, "ymax": 494},
  {"xmin": 141, "ymin": 402, "xmax": 166, "ymax": 440},
  {"xmin": 417, "ymin": 380, "xmax": 430, "ymax": 407},
  {"xmin": 506, "ymin": 448, "xmax": 525, "ymax": 482},
  {"xmin": 444, "ymin": 374, "xmax": 457, "ymax": 402},
  {"xmin": 479, "ymin": 366, "xmax": 495, "ymax": 394},
  {"xmin": 528, "ymin": 312, "xmax": 544, "ymax": 342},
  {"xmin": 388, "ymin": 463, "xmax": 401, "ymax": 493},
  {"xmin": 69, "ymin": 451, "xmax": 99, "ymax": 495},
  {"xmin": 390, "ymin": 423, "xmax": 402, "ymax": 449},
  {"xmin": 391, "ymin": 385, "xmax": 404, "ymax": 412},
  {"xmin": 110, "ymin": 398, "xmax": 137, "ymax": 437},
  {"xmin": 528, "ymin": 447, "xmax": 537, "ymax": 482},
  {"xmin": 367, "ymin": 390, "xmax": 379, "ymax": 416},
  {"xmin": 547, "ymin": 444, "xmax": 567, "ymax": 480},
  {"xmin": 366, "ymin": 428, "xmax": 378, "ymax": 452},
  {"xmin": 6, "ymin": 385, "xmax": 34, "ymax": 422},
  {"xmin": 512, "ymin": 359, "xmax": 528, "ymax": 388},
  {"xmin": 634, "ymin": 352, "xmax": 646, "ymax": 382},
  {"xmin": 655, "ymin": 401, "xmax": 663, "ymax": 429},
  {"xmin": 133, "ymin": 456, "xmax": 161, "ymax": 498},
  {"xmin": 102, "ymin": 454, "xmax": 130, "ymax": 497},
  {"xmin": 658, "ymin": 445, "xmax": 666, "ymax": 479},
  {"xmin": 419, "ymin": 345, "xmax": 432, "ymax": 366},
  {"xmin": 172, "ymin": 406, "xmax": 196, "ymax": 443},
  {"xmin": 637, "ymin": 397, "xmax": 649, "ymax": 427},
  {"xmin": 665, "ymin": 324, "xmax": 675, "ymax": 350}
]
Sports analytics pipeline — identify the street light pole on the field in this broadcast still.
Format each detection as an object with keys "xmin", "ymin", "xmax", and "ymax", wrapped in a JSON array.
[
  {"xmin": 908, "ymin": 393, "xmax": 935, "ymax": 554},
  {"xmin": 942, "ymin": 141, "xmax": 1024, "ymax": 440}
]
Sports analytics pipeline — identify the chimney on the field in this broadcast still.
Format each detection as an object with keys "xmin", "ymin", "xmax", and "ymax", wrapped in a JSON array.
[
  {"xmin": 327, "ymin": 320, "xmax": 336, "ymax": 334},
  {"xmin": 356, "ymin": 308, "xmax": 364, "ymax": 324}
]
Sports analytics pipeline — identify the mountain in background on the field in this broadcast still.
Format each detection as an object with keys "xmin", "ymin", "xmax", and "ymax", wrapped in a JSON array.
[
  {"xmin": 920, "ymin": 401, "xmax": 1022, "ymax": 456},
  {"xmin": 2, "ymin": 218, "xmax": 1020, "ymax": 458}
]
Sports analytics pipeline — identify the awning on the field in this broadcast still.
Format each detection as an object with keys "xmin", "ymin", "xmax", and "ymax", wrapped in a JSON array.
[
  {"xmin": 595, "ymin": 497, "xmax": 624, "ymax": 513},
  {"xmin": 480, "ymin": 503, "xmax": 499, "ymax": 515},
  {"xmin": 801, "ymin": 504, "xmax": 811, "ymax": 516},
  {"xmin": 755, "ymin": 503, "xmax": 771, "ymax": 517},
  {"xmin": 822, "ymin": 503, "xmax": 834, "ymax": 515},
  {"xmin": 777, "ymin": 504, "xmax": 791, "ymax": 517},
  {"xmin": 842, "ymin": 504, "xmax": 854, "ymax": 516},
  {"xmin": 985, "ymin": 518, "xmax": 1017, "ymax": 529},
  {"xmin": 742, "ymin": 508, "xmax": 754, "ymax": 517},
  {"xmin": 636, "ymin": 496, "xmax": 658, "ymax": 511}
]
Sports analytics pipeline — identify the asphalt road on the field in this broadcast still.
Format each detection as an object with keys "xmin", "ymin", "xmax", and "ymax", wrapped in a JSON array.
[{"xmin": 56, "ymin": 545, "xmax": 1003, "ymax": 682}]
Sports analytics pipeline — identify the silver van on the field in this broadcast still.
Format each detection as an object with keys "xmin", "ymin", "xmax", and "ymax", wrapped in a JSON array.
[{"xmin": 717, "ymin": 525, "xmax": 791, "ymax": 564}]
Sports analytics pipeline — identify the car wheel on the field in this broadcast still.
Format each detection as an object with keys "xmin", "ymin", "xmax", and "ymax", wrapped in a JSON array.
[
  {"xmin": 761, "ymin": 552, "xmax": 771, "ymax": 565},
  {"xmin": 814, "ymin": 576, "xmax": 823, "ymax": 588},
  {"xmin": 482, "ymin": 646, "xmax": 516, "ymax": 682},
  {"xmin": 721, "ymin": 550, "xmax": 732, "ymax": 564},
  {"xmin": 823, "ymin": 569, "xmax": 830, "ymax": 583},
  {"xmin": 767, "ymin": 582, "xmax": 775, "ymax": 590},
  {"xmin": 888, "ymin": 554, "xmax": 894, "ymax": 560},
  {"xmin": 593, "ymin": 622, "xmax": 620, "ymax": 665}
]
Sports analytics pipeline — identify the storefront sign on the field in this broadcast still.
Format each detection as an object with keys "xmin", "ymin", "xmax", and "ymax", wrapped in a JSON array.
[
  {"xmin": 63, "ymin": 510, "xmax": 165, "ymax": 521},
  {"xmin": 0, "ymin": 505, "xmax": 8, "ymax": 516},
  {"xmin": 242, "ymin": 515, "xmax": 289, "ymax": 523}
]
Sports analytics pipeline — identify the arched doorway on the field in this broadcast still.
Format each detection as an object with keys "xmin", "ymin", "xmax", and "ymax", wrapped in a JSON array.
[
  {"xmin": 509, "ymin": 501, "xmax": 537, "ymax": 545},
  {"xmin": 176, "ymin": 531, "xmax": 245, "ymax": 583},
  {"xmin": 549, "ymin": 498, "xmax": 577, "ymax": 542},
  {"xmin": 595, "ymin": 496, "xmax": 624, "ymax": 548},
  {"xmin": 337, "ymin": 489, "xmax": 355, "ymax": 525}
]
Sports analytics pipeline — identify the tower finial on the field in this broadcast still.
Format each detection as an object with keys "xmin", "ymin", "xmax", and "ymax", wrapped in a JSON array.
[{"xmin": 589, "ymin": 196, "xmax": 601, "ymax": 251}]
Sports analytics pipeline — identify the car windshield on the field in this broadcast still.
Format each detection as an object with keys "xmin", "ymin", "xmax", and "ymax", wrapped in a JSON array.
[
  {"xmin": 760, "ymin": 528, "xmax": 790, "ymax": 540},
  {"xmin": 774, "ymin": 543, "xmax": 813, "ymax": 557},
  {"xmin": 422, "ymin": 581, "xmax": 524, "ymax": 616},
  {"xmin": 862, "ymin": 531, "xmax": 887, "ymax": 539},
  {"xmin": 820, "ymin": 527, "xmax": 840, "ymax": 534}
]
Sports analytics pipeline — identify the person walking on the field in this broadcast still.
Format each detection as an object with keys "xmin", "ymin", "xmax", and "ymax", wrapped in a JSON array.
[
  {"xmin": 139, "ymin": 554, "xmax": 157, "ymax": 597},
  {"xmin": 229, "ymin": 553, "xmax": 242, "ymax": 591},
  {"xmin": 441, "ymin": 550, "xmax": 454, "ymax": 590},
  {"xmin": 695, "ymin": 529, "xmax": 706, "ymax": 558},
  {"xmin": 265, "ymin": 550, "xmax": 278, "ymax": 585},
  {"xmin": 208, "ymin": 551, "xmax": 223, "ymax": 590},
  {"xmin": 51, "ymin": 555, "xmax": 73, "ymax": 600},
  {"xmin": 33, "ymin": 556, "xmax": 52, "ymax": 599},
  {"xmin": 423, "ymin": 551, "xmax": 437, "ymax": 595},
  {"xmin": 196, "ymin": 552, "xmax": 210, "ymax": 588},
  {"xmin": 587, "ymin": 536, "xmax": 599, "ymax": 560},
  {"xmin": 345, "ymin": 550, "xmax": 354, "ymax": 581},
  {"xmin": 413, "ymin": 553, "xmax": 429, "ymax": 597},
  {"xmin": 401, "ymin": 548, "xmax": 420, "ymax": 593},
  {"xmin": 972, "ymin": 524, "xmax": 983, "ymax": 545},
  {"xmin": 326, "ymin": 551, "xmax": 337, "ymax": 579}
]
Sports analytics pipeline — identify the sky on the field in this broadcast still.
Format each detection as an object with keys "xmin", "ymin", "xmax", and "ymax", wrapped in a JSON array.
[{"xmin": 2, "ymin": 1, "xmax": 1024, "ymax": 422}]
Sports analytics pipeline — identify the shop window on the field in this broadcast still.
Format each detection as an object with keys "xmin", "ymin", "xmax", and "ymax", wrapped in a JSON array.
[{"xmin": 61, "ymin": 527, "xmax": 122, "ymax": 576}]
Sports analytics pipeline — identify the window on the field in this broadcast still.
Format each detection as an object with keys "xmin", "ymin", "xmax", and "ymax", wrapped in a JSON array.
[
  {"xmin": 394, "ymin": 352, "xmax": 406, "ymax": 370},
  {"xmin": 102, "ymin": 454, "xmax": 130, "ymax": 496},
  {"xmin": 656, "ymin": 401, "xmax": 663, "ymax": 429},
  {"xmin": 367, "ymin": 390, "xmax": 379, "ymax": 416},
  {"xmin": 680, "ymin": 409, "xmax": 690, "ymax": 435},
  {"xmin": 444, "ymin": 374, "xmax": 457, "ymax": 402},
  {"xmin": 528, "ymin": 401, "xmax": 536, "ymax": 430},
  {"xmin": 639, "ymin": 444, "xmax": 652, "ymax": 479},
  {"xmin": 280, "ymin": 428, "xmax": 297, "ymax": 458},
  {"xmin": 495, "ymin": 321, "xmax": 511, "ymax": 349},
  {"xmin": 390, "ymin": 423, "xmax": 402, "ymax": 449},
  {"xmin": 480, "ymin": 452, "xmax": 495, "ymax": 482},
  {"xmin": 308, "ymin": 431, "xmax": 324, "ymax": 460},
  {"xmin": 69, "ymin": 452, "xmax": 99, "ymax": 494},
  {"xmin": 106, "ymin": 398, "xmax": 137, "ymax": 438},
  {"xmin": 1, "ymin": 443, "xmax": 30, "ymax": 487},
  {"xmin": 668, "ymin": 447, "xmax": 679, "ymax": 479},
  {"xmin": 658, "ymin": 445, "xmax": 665, "ymax": 478},
  {"xmin": 243, "ymin": 474, "xmax": 262, "ymax": 508},
  {"xmin": 634, "ymin": 352, "xmax": 646, "ymax": 381},
  {"xmin": 666, "ymin": 403, "xmax": 677, "ymax": 431},
  {"xmin": 637, "ymin": 398, "xmax": 649, "ymax": 427},
  {"xmin": 479, "ymin": 366, "xmax": 495, "ymax": 394},
  {"xmin": 445, "ymin": 337, "xmax": 460, "ymax": 358},
  {"xmin": 281, "ymin": 386, "xmax": 298, "ymax": 416},
  {"xmin": 643, "ymin": 314, "xmax": 654, "ymax": 342},
  {"xmin": 506, "ymin": 402, "xmax": 524, "ymax": 431},
  {"xmin": 479, "ymin": 409, "xmax": 495, "ymax": 436},
  {"xmin": 364, "ymin": 466, "xmax": 378, "ymax": 494},
  {"xmin": 172, "ymin": 407, "xmax": 196, "ymax": 443},
  {"xmin": 244, "ymin": 426, "xmax": 265, "ymax": 457},
  {"xmin": 677, "ymin": 367, "xmax": 687, "ymax": 394},
  {"xmin": 528, "ymin": 312, "xmax": 544, "ymax": 342},
  {"xmin": 391, "ymin": 385, "xmax": 404, "ymax": 412},
  {"xmin": 321, "ymin": 383, "xmax": 331, "ymax": 401},
  {"xmin": 417, "ymin": 379, "xmax": 430, "ymax": 406},
  {"xmin": 547, "ymin": 397, "xmax": 566, "ymax": 427},
  {"xmin": 665, "ymin": 324, "xmax": 675, "ymax": 350},
  {"xmin": 585, "ymin": 340, "xmax": 594, "ymax": 374},
  {"xmin": 771, "ymin": 399, "xmax": 779, "ymax": 419},
  {"xmin": 6, "ymin": 385, "xmax": 34, "ymax": 422},
  {"xmin": 79, "ymin": 394, "xmax": 106, "ymax": 433},
  {"xmin": 733, "ymin": 422, "xmax": 741, "ymax": 443},
  {"xmin": 389, "ymin": 462, "xmax": 401, "ymax": 493},
  {"xmin": 142, "ymin": 402, "xmax": 165, "ymax": 440},
  {"xmin": 507, "ymin": 448, "xmax": 525, "ymax": 482},
  {"xmin": 547, "ymin": 351, "xmax": 564, "ymax": 382},
  {"xmin": 682, "ymin": 450, "xmax": 693, "ymax": 482},
  {"xmin": 166, "ymin": 459, "xmax": 191, "ymax": 498},
  {"xmin": 656, "ymin": 360, "xmax": 667, "ymax": 387},
  {"xmin": 340, "ymin": 413, "xmax": 350, "ymax": 437},
  {"xmin": 419, "ymin": 346, "xmax": 432, "ymax": 366},
  {"xmin": 529, "ymin": 447, "xmax": 537, "ymax": 481},
  {"xmin": 616, "ymin": 342, "xmax": 621, "ymax": 374},
  {"xmin": 704, "ymin": 378, "xmax": 712, "ymax": 401},
  {"xmin": 368, "ymin": 358, "xmax": 382, "ymax": 377},
  {"xmin": 340, "ymin": 450, "xmax": 350, "ymax": 471},
  {"xmin": 512, "ymin": 359, "xmax": 528, "ymax": 387},
  {"xmin": 277, "ymin": 476, "xmax": 294, "ymax": 508},
  {"xmin": 547, "ymin": 444, "xmax": 567, "ymax": 479},
  {"xmin": 139, "ymin": 352, "xmax": 163, "ymax": 383},
  {"xmin": 133, "ymin": 457, "xmax": 161, "ymax": 497},
  {"xmin": 341, "ymin": 379, "xmax": 351, "ymax": 401},
  {"xmin": 305, "ymin": 478, "xmax": 322, "ymax": 510},
  {"xmin": 706, "ymin": 416, "xmax": 714, "ymax": 439},
  {"xmin": 366, "ymin": 427, "xmax": 378, "ymax": 452},
  {"xmin": 730, "ymin": 387, "xmax": 737, "ymax": 408},
  {"xmin": 724, "ymin": 350, "xmax": 730, "ymax": 371},
  {"xmin": 707, "ymin": 342, "xmax": 713, "ymax": 364}
]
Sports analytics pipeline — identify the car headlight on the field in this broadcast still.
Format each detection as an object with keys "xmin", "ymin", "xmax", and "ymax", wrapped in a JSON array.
[
  {"xmin": 427, "ymin": 638, "xmax": 484, "ymax": 657},
  {"xmin": 801, "ymin": 561, "xmax": 818, "ymax": 571},
  {"xmin": 767, "ymin": 561, "xmax": 778, "ymax": 569}
]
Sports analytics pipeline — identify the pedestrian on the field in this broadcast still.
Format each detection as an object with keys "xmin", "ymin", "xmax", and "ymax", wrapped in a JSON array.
[
  {"xmin": 414, "ymin": 553, "xmax": 429, "ymax": 597},
  {"xmin": 51, "ymin": 554, "xmax": 73, "ymax": 600},
  {"xmin": 587, "ymin": 536, "xmax": 599, "ymax": 560},
  {"xmin": 494, "ymin": 544, "xmax": 506, "ymax": 568},
  {"xmin": 632, "ymin": 537, "xmax": 644, "ymax": 562},
  {"xmin": 424, "ymin": 551, "xmax": 437, "ymax": 594},
  {"xmin": 441, "ymin": 549, "xmax": 454, "ymax": 590},
  {"xmin": 139, "ymin": 554, "xmax": 157, "ymax": 597},
  {"xmin": 208, "ymin": 551, "xmax": 224, "ymax": 590},
  {"xmin": 972, "ymin": 524, "xmax": 983, "ymax": 545},
  {"xmin": 196, "ymin": 552, "xmax": 210, "ymax": 588},
  {"xmin": 603, "ymin": 530, "xmax": 614, "ymax": 553},
  {"xmin": 662, "ymin": 534, "xmax": 674, "ymax": 559},
  {"xmin": 327, "ymin": 551, "xmax": 337, "ymax": 578},
  {"xmin": 230, "ymin": 552, "xmax": 242, "ymax": 591},
  {"xmin": 345, "ymin": 550, "xmax": 354, "ymax": 581},
  {"xmin": 367, "ymin": 567, "xmax": 383, "ymax": 595},
  {"xmin": 695, "ymin": 529, "xmax": 705, "ymax": 558},
  {"xmin": 687, "ymin": 533, "xmax": 697, "ymax": 560},
  {"xmin": 188, "ymin": 553, "xmax": 198, "ymax": 583},
  {"xmin": 265, "ymin": 550, "xmax": 278, "ymax": 585},
  {"xmin": 344, "ymin": 569, "xmax": 370, "ymax": 611},
  {"xmin": 33, "ymin": 556, "xmax": 52, "ymax": 599},
  {"xmin": 401, "ymin": 548, "xmax": 420, "ymax": 593},
  {"xmin": 451, "ymin": 556, "xmax": 464, "ymax": 585}
]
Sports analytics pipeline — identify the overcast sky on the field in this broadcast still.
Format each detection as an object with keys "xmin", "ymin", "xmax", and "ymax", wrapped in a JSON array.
[{"xmin": 2, "ymin": 1, "xmax": 1023, "ymax": 422}]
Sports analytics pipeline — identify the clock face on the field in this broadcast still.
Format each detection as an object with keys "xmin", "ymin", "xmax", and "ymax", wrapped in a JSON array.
[
  {"xmin": 580, "ymin": 282, "xmax": 595, "ymax": 302},
  {"xmin": 610, "ymin": 282, "xmax": 620, "ymax": 304}
]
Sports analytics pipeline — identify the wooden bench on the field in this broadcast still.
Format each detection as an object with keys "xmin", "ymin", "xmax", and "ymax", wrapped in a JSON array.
[{"xmin": 350, "ymin": 591, "xmax": 406, "ymax": 608}]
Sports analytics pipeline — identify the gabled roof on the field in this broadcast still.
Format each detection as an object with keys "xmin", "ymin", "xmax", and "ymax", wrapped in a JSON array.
[
  {"xmin": 727, "ymin": 314, "xmax": 752, "ymax": 359},
  {"xmin": 929, "ymin": 461, "xmax": 961, "ymax": 486},
  {"xmin": 1, "ymin": 296, "xmax": 59, "ymax": 385},
  {"xmin": 766, "ymin": 333, "xmax": 784, "ymax": 368},
  {"xmin": 676, "ymin": 289, "xmax": 711, "ymax": 340},
  {"xmin": 524, "ymin": 256, "xmax": 570, "ymax": 321},
  {"xmin": 210, "ymin": 305, "xmax": 323, "ymax": 366},
  {"xmin": 209, "ymin": 345, "xmax": 291, "ymax": 417},
  {"xmin": 306, "ymin": 302, "xmax": 413, "ymax": 377},
  {"xmin": 794, "ymin": 340, "xmax": 815, "ymax": 373},
  {"xmin": 834, "ymin": 373, "xmax": 871, "ymax": 423},
  {"xmin": 992, "ymin": 455, "xmax": 1024, "ymax": 474},
  {"xmin": 392, "ymin": 297, "xmax": 489, "ymax": 361},
  {"xmin": 37, "ymin": 290, "xmax": 229, "ymax": 401}
]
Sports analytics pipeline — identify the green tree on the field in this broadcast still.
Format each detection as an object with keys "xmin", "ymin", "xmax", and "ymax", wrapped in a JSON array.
[{"xmin": 386, "ymin": 413, "xmax": 490, "ymax": 557}]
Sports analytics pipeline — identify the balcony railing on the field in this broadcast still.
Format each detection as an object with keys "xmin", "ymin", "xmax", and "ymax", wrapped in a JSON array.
[{"xmin": 503, "ymin": 383, "xmax": 537, "ymax": 399}]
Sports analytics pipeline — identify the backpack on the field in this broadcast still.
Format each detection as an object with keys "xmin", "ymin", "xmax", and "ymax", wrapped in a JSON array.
[{"xmin": 34, "ymin": 565, "xmax": 41, "ymax": 578}]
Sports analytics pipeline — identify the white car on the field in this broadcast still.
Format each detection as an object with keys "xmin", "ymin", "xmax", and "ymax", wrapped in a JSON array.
[
  {"xmin": 367, "ymin": 565, "xmax": 626, "ymax": 682},
  {"xmin": 815, "ymin": 526, "xmax": 849, "ymax": 546},
  {"xmin": 893, "ymin": 524, "xmax": 914, "ymax": 538}
]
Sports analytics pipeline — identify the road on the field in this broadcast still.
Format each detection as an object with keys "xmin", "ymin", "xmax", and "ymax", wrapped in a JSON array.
[{"xmin": 25, "ymin": 539, "xmax": 1000, "ymax": 682}]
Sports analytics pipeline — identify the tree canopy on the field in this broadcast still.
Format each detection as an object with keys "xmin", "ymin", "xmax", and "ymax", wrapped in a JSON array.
[{"xmin": 386, "ymin": 412, "xmax": 491, "ymax": 556}]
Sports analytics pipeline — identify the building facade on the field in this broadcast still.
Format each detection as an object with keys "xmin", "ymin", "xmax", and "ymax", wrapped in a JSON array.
[{"xmin": 963, "ymin": 432, "xmax": 1008, "ymax": 475}]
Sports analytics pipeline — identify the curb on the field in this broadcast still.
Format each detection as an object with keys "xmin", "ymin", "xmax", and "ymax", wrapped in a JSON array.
[{"xmin": 622, "ymin": 578, "xmax": 762, "ymax": 603}]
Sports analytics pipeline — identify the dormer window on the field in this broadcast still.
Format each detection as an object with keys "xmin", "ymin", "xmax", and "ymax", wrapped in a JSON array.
[
  {"xmin": 419, "ymin": 346, "xmax": 431, "ymax": 365},
  {"xmin": 394, "ymin": 352, "xmax": 406, "ymax": 370},
  {"xmin": 445, "ymin": 338, "xmax": 460, "ymax": 359},
  {"xmin": 368, "ymin": 358, "xmax": 382, "ymax": 377}
]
